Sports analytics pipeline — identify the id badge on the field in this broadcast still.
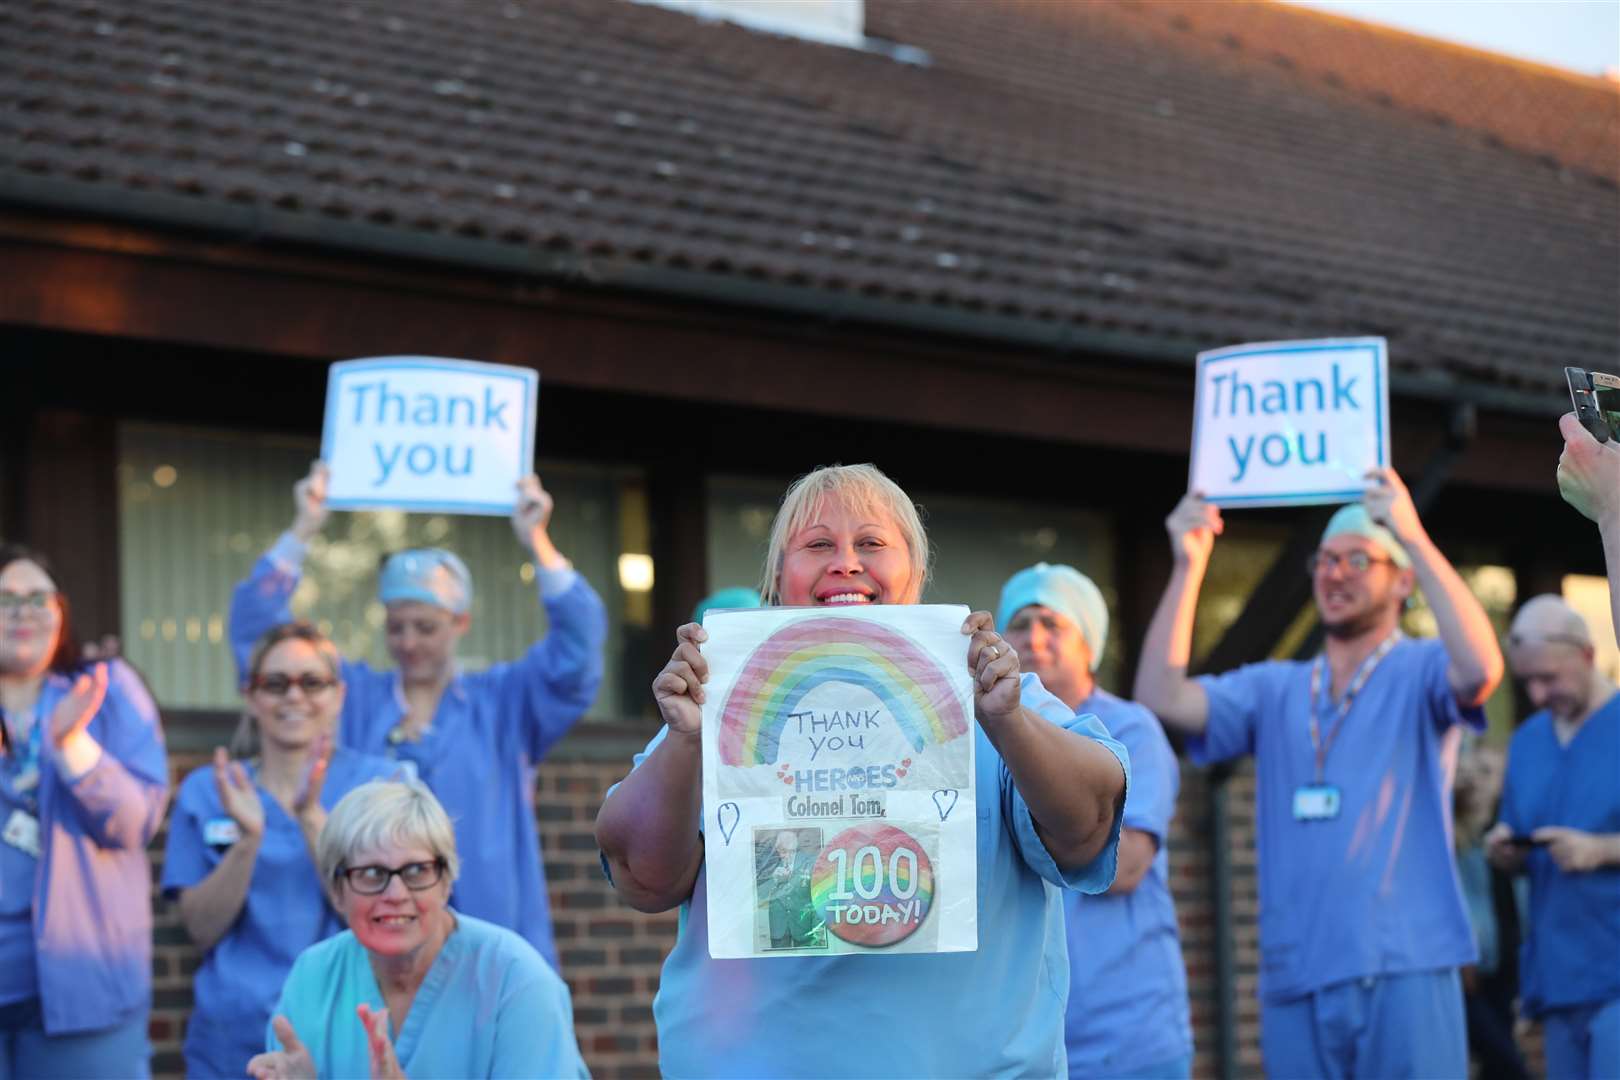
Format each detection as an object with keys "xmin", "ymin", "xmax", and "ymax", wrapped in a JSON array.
[
  {"xmin": 203, "ymin": 817, "xmax": 242, "ymax": 847},
  {"xmin": 1292, "ymin": 784, "xmax": 1341, "ymax": 822},
  {"xmin": 3, "ymin": 808, "xmax": 41, "ymax": 858}
]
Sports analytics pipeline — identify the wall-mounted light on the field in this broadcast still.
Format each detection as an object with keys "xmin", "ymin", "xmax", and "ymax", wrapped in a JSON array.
[{"xmin": 618, "ymin": 553, "xmax": 655, "ymax": 593}]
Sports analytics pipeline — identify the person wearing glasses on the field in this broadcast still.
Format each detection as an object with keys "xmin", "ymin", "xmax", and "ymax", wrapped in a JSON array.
[
  {"xmin": 1134, "ymin": 469, "xmax": 1504, "ymax": 1079},
  {"xmin": 247, "ymin": 779, "xmax": 587, "ymax": 1080},
  {"xmin": 229, "ymin": 462, "xmax": 607, "ymax": 969},
  {"xmin": 162, "ymin": 622, "xmax": 398, "ymax": 1078},
  {"xmin": 1486, "ymin": 596, "xmax": 1620, "ymax": 1080},
  {"xmin": 0, "ymin": 545, "xmax": 168, "ymax": 1075}
]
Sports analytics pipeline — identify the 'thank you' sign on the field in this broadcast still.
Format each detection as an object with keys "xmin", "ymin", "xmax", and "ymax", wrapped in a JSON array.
[
  {"xmin": 1189, "ymin": 337, "xmax": 1389, "ymax": 508},
  {"xmin": 320, "ymin": 357, "xmax": 539, "ymax": 515}
]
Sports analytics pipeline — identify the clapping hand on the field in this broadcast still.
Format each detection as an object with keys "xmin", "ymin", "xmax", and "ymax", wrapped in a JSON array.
[
  {"xmin": 212, "ymin": 746, "xmax": 266, "ymax": 842},
  {"xmin": 48, "ymin": 663, "xmax": 108, "ymax": 749},
  {"xmin": 247, "ymin": 1017, "xmax": 316, "ymax": 1080},
  {"xmin": 291, "ymin": 733, "xmax": 332, "ymax": 830},
  {"xmin": 358, "ymin": 1003, "xmax": 408, "ymax": 1080}
]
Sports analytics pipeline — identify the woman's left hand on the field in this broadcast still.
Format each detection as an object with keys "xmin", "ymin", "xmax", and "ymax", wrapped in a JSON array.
[
  {"xmin": 292, "ymin": 734, "xmax": 332, "ymax": 829},
  {"xmin": 49, "ymin": 663, "xmax": 108, "ymax": 748},
  {"xmin": 358, "ymin": 1003, "xmax": 408, "ymax": 1080},
  {"xmin": 963, "ymin": 611, "xmax": 1021, "ymax": 726}
]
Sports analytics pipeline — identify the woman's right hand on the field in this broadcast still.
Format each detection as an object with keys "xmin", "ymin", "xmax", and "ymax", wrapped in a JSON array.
[
  {"xmin": 291, "ymin": 461, "xmax": 330, "ymax": 543},
  {"xmin": 1166, "ymin": 491, "xmax": 1222, "ymax": 567},
  {"xmin": 213, "ymin": 746, "xmax": 266, "ymax": 841},
  {"xmin": 652, "ymin": 623, "xmax": 708, "ymax": 735},
  {"xmin": 247, "ymin": 1017, "xmax": 316, "ymax": 1080}
]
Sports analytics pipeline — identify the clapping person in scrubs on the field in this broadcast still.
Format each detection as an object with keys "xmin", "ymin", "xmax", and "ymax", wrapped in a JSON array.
[
  {"xmin": 230, "ymin": 463, "xmax": 607, "ymax": 967},
  {"xmin": 247, "ymin": 779, "xmax": 587, "ymax": 1080},
  {"xmin": 162, "ymin": 622, "xmax": 397, "ymax": 1077},
  {"xmin": 1134, "ymin": 472, "xmax": 1503, "ymax": 1078},
  {"xmin": 0, "ymin": 545, "xmax": 168, "ymax": 1075},
  {"xmin": 999, "ymin": 563, "xmax": 1193, "ymax": 1079},
  {"xmin": 596, "ymin": 464, "xmax": 1129, "ymax": 1078}
]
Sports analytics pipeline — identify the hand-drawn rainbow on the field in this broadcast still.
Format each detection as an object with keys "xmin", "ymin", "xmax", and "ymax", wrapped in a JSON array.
[{"xmin": 718, "ymin": 616, "xmax": 969, "ymax": 766}]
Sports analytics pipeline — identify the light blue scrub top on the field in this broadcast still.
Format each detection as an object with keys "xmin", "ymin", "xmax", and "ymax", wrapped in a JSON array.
[
  {"xmin": 267, "ymin": 911, "xmax": 588, "ymax": 1079},
  {"xmin": 1499, "ymin": 692, "xmax": 1620, "ymax": 1017},
  {"xmin": 1192, "ymin": 637, "xmax": 1481, "ymax": 1003},
  {"xmin": 162, "ymin": 748, "xmax": 401, "ymax": 1078},
  {"xmin": 617, "ymin": 672, "xmax": 1130, "ymax": 1078},
  {"xmin": 1063, "ymin": 689, "xmax": 1191, "ymax": 1078},
  {"xmin": 230, "ymin": 535, "xmax": 607, "ymax": 968}
]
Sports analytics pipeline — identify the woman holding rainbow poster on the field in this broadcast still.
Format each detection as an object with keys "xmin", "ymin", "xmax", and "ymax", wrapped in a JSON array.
[{"xmin": 596, "ymin": 463, "xmax": 1129, "ymax": 1077}]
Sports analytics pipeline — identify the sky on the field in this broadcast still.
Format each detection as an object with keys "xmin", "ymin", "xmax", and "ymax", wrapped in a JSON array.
[{"xmin": 1287, "ymin": 1, "xmax": 1620, "ymax": 77}]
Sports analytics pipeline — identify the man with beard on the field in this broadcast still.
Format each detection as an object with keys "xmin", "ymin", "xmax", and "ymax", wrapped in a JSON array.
[
  {"xmin": 1134, "ymin": 468, "xmax": 1503, "ymax": 1079},
  {"xmin": 1487, "ymin": 596, "xmax": 1620, "ymax": 1080}
]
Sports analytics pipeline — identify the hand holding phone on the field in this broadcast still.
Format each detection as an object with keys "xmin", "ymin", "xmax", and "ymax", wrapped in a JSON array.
[{"xmin": 1566, "ymin": 367, "xmax": 1616, "ymax": 444}]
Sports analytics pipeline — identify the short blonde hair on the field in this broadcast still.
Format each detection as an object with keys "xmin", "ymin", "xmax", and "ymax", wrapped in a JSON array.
[
  {"xmin": 760, "ymin": 464, "xmax": 929, "ymax": 606},
  {"xmin": 317, "ymin": 778, "xmax": 460, "ymax": 889}
]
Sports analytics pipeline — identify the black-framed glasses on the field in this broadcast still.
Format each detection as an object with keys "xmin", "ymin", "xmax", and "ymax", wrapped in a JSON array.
[
  {"xmin": 1306, "ymin": 551, "xmax": 1394, "ymax": 577},
  {"xmin": 338, "ymin": 858, "xmax": 447, "ymax": 895},
  {"xmin": 0, "ymin": 591, "xmax": 57, "ymax": 615},
  {"xmin": 251, "ymin": 673, "xmax": 338, "ymax": 698}
]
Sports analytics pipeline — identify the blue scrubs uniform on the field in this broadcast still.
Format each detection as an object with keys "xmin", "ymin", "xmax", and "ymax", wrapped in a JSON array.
[
  {"xmin": 0, "ymin": 661, "xmax": 168, "ymax": 1076},
  {"xmin": 613, "ymin": 673, "xmax": 1130, "ymax": 1078},
  {"xmin": 230, "ymin": 535, "xmax": 606, "ymax": 967},
  {"xmin": 1192, "ymin": 637, "xmax": 1480, "ymax": 1079},
  {"xmin": 162, "ymin": 748, "xmax": 401, "ymax": 1078},
  {"xmin": 267, "ymin": 912, "xmax": 588, "ymax": 1079},
  {"xmin": 1499, "ymin": 692, "xmax": 1620, "ymax": 1079},
  {"xmin": 1063, "ymin": 689, "xmax": 1191, "ymax": 1079}
]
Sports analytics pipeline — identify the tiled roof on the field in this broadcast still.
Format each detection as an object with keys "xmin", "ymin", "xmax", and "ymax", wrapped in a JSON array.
[{"xmin": 2, "ymin": 0, "xmax": 1615, "ymax": 400}]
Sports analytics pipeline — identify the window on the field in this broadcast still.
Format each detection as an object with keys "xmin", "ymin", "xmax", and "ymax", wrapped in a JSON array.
[{"xmin": 118, "ymin": 423, "xmax": 645, "ymax": 719}]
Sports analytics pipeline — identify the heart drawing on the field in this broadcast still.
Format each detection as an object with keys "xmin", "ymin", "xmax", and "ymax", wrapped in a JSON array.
[{"xmin": 932, "ymin": 789, "xmax": 958, "ymax": 822}]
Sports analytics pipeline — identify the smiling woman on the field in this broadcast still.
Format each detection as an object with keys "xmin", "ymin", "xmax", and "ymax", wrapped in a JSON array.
[
  {"xmin": 248, "ymin": 779, "xmax": 587, "ymax": 1080},
  {"xmin": 596, "ymin": 463, "xmax": 1131, "ymax": 1078}
]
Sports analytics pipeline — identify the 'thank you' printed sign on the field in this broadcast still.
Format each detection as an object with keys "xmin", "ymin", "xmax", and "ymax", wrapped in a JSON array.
[
  {"xmin": 1189, "ymin": 337, "xmax": 1389, "ymax": 508},
  {"xmin": 700, "ymin": 605, "xmax": 978, "ymax": 959},
  {"xmin": 320, "ymin": 356, "xmax": 539, "ymax": 516}
]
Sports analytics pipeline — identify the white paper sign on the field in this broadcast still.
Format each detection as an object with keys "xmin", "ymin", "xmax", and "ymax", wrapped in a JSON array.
[
  {"xmin": 700, "ymin": 605, "xmax": 977, "ymax": 959},
  {"xmin": 320, "ymin": 357, "xmax": 538, "ymax": 516},
  {"xmin": 1190, "ymin": 337, "xmax": 1390, "ymax": 508}
]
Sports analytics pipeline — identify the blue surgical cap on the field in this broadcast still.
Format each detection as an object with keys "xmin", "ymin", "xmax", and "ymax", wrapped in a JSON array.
[
  {"xmin": 694, "ymin": 586, "xmax": 761, "ymax": 624},
  {"xmin": 378, "ymin": 549, "xmax": 473, "ymax": 614},
  {"xmin": 996, "ymin": 562, "xmax": 1108, "ymax": 671},
  {"xmin": 1320, "ymin": 505, "xmax": 1412, "ymax": 569}
]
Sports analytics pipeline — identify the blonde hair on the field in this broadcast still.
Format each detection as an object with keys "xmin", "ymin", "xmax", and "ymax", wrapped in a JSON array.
[
  {"xmin": 231, "ymin": 621, "xmax": 343, "ymax": 758},
  {"xmin": 759, "ymin": 464, "xmax": 929, "ymax": 606},
  {"xmin": 317, "ymin": 778, "xmax": 461, "ymax": 890}
]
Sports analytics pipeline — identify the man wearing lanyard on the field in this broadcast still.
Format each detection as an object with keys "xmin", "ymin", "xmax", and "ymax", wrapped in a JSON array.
[{"xmin": 1134, "ymin": 469, "xmax": 1504, "ymax": 1078}]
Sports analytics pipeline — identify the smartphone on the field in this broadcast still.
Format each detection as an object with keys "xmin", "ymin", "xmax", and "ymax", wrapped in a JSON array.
[
  {"xmin": 1508, "ymin": 834, "xmax": 1544, "ymax": 849},
  {"xmin": 1566, "ymin": 366, "xmax": 1619, "ymax": 443}
]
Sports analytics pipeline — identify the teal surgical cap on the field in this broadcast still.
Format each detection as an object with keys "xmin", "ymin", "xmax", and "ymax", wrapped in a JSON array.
[
  {"xmin": 694, "ymin": 586, "xmax": 761, "ymax": 624},
  {"xmin": 1320, "ymin": 504, "xmax": 1412, "ymax": 569},
  {"xmin": 378, "ymin": 548, "xmax": 473, "ymax": 614},
  {"xmin": 996, "ymin": 563, "xmax": 1108, "ymax": 671}
]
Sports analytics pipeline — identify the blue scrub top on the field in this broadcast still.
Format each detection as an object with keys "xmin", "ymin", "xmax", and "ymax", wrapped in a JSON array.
[
  {"xmin": 1192, "ymin": 637, "xmax": 1481, "ymax": 1003},
  {"xmin": 230, "ymin": 536, "xmax": 607, "ymax": 967},
  {"xmin": 162, "ymin": 748, "xmax": 401, "ymax": 1078},
  {"xmin": 267, "ymin": 911, "xmax": 588, "ymax": 1079},
  {"xmin": 616, "ymin": 672, "xmax": 1130, "ymax": 1078},
  {"xmin": 1064, "ymin": 689, "xmax": 1191, "ymax": 1078},
  {"xmin": 1499, "ymin": 692, "xmax": 1620, "ymax": 1016}
]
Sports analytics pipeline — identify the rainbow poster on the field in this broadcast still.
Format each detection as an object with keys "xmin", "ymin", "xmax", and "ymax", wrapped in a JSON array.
[{"xmin": 700, "ymin": 605, "xmax": 977, "ymax": 959}]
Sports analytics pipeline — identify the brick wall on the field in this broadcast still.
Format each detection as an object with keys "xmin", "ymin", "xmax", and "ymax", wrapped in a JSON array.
[{"xmin": 143, "ymin": 743, "xmax": 1537, "ymax": 1079}]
